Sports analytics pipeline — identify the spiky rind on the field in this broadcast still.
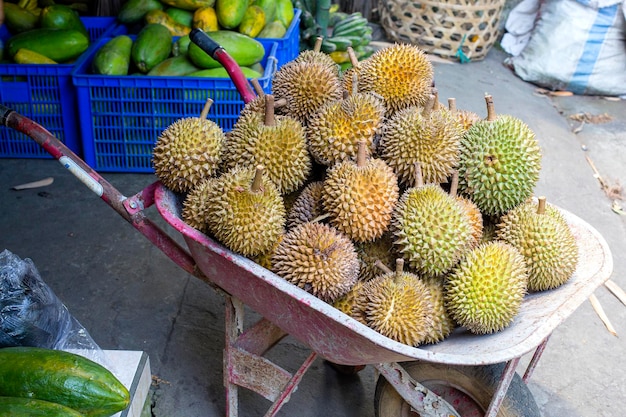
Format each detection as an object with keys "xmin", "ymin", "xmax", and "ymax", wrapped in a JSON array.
[
  {"xmin": 286, "ymin": 181, "xmax": 325, "ymax": 230},
  {"xmin": 421, "ymin": 276, "xmax": 455, "ymax": 344},
  {"xmin": 456, "ymin": 196, "xmax": 484, "ymax": 250},
  {"xmin": 458, "ymin": 115, "xmax": 542, "ymax": 216},
  {"xmin": 496, "ymin": 201, "xmax": 579, "ymax": 291},
  {"xmin": 456, "ymin": 110, "xmax": 481, "ymax": 131},
  {"xmin": 333, "ymin": 280, "xmax": 367, "ymax": 321},
  {"xmin": 223, "ymin": 112, "xmax": 312, "ymax": 194},
  {"xmin": 358, "ymin": 44, "xmax": 434, "ymax": 116},
  {"xmin": 380, "ymin": 106, "xmax": 463, "ymax": 187},
  {"xmin": 323, "ymin": 158, "xmax": 400, "ymax": 243},
  {"xmin": 205, "ymin": 166, "xmax": 285, "ymax": 257},
  {"xmin": 182, "ymin": 177, "xmax": 218, "ymax": 233},
  {"xmin": 392, "ymin": 185, "xmax": 472, "ymax": 275},
  {"xmin": 272, "ymin": 60, "xmax": 343, "ymax": 124},
  {"xmin": 153, "ymin": 117, "xmax": 225, "ymax": 193},
  {"xmin": 355, "ymin": 233, "xmax": 397, "ymax": 282},
  {"xmin": 445, "ymin": 241, "xmax": 528, "ymax": 334},
  {"xmin": 307, "ymin": 92, "xmax": 386, "ymax": 166},
  {"xmin": 271, "ymin": 222, "xmax": 359, "ymax": 302},
  {"xmin": 357, "ymin": 272, "xmax": 434, "ymax": 346},
  {"xmin": 294, "ymin": 49, "xmax": 339, "ymax": 73}
]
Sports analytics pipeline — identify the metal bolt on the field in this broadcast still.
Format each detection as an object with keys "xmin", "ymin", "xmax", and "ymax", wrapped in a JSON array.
[{"xmin": 129, "ymin": 200, "xmax": 137, "ymax": 209}]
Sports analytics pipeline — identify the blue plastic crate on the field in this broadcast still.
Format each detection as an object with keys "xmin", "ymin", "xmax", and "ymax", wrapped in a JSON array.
[
  {"xmin": 72, "ymin": 38, "xmax": 278, "ymax": 173},
  {"xmin": 0, "ymin": 17, "xmax": 118, "ymax": 159}
]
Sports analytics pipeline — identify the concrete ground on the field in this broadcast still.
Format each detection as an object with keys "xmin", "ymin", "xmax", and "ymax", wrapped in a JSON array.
[{"xmin": 1, "ymin": 46, "xmax": 625, "ymax": 416}]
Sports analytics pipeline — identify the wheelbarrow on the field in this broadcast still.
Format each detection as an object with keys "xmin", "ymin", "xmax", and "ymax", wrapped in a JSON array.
[{"xmin": 0, "ymin": 29, "xmax": 614, "ymax": 417}]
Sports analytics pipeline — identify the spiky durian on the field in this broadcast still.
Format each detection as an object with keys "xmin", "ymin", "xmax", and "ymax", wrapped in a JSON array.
[
  {"xmin": 294, "ymin": 38, "xmax": 339, "ymax": 74},
  {"xmin": 153, "ymin": 99, "xmax": 225, "ymax": 193},
  {"xmin": 356, "ymin": 259, "xmax": 434, "ymax": 346},
  {"xmin": 392, "ymin": 166, "xmax": 473, "ymax": 276},
  {"xmin": 421, "ymin": 276, "xmax": 455, "ymax": 344},
  {"xmin": 306, "ymin": 91, "xmax": 386, "ymax": 166},
  {"xmin": 496, "ymin": 197, "xmax": 579, "ymax": 291},
  {"xmin": 379, "ymin": 95, "xmax": 463, "ymax": 187},
  {"xmin": 357, "ymin": 43, "xmax": 434, "ymax": 116},
  {"xmin": 333, "ymin": 280, "xmax": 367, "ymax": 322},
  {"xmin": 448, "ymin": 98, "xmax": 481, "ymax": 132},
  {"xmin": 181, "ymin": 177, "xmax": 218, "ymax": 233},
  {"xmin": 205, "ymin": 166, "xmax": 285, "ymax": 257},
  {"xmin": 355, "ymin": 233, "xmax": 397, "ymax": 282},
  {"xmin": 272, "ymin": 59, "xmax": 343, "ymax": 125},
  {"xmin": 286, "ymin": 181, "xmax": 325, "ymax": 230},
  {"xmin": 222, "ymin": 95, "xmax": 311, "ymax": 194},
  {"xmin": 445, "ymin": 241, "xmax": 528, "ymax": 334},
  {"xmin": 322, "ymin": 141, "xmax": 400, "ymax": 243},
  {"xmin": 449, "ymin": 171, "xmax": 483, "ymax": 250},
  {"xmin": 271, "ymin": 222, "xmax": 359, "ymax": 302},
  {"xmin": 457, "ymin": 95, "xmax": 542, "ymax": 216}
]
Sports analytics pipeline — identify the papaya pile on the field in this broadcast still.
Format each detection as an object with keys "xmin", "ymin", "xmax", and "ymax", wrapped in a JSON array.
[
  {"xmin": 117, "ymin": 0, "xmax": 295, "ymax": 39},
  {"xmin": 1, "ymin": 3, "xmax": 92, "ymax": 64}
]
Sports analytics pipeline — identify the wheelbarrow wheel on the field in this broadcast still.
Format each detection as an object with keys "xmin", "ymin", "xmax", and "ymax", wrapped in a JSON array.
[{"xmin": 374, "ymin": 362, "xmax": 541, "ymax": 417}]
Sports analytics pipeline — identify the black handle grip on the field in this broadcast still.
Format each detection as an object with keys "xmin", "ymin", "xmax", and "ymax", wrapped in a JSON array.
[
  {"xmin": 0, "ymin": 104, "xmax": 14, "ymax": 126},
  {"xmin": 189, "ymin": 28, "xmax": 222, "ymax": 57}
]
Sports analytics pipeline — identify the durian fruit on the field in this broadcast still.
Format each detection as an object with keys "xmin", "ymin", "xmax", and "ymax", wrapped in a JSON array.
[
  {"xmin": 271, "ymin": 222, "xmax": 359, "ymax": 303},
  {"xmin": 356, "ymin": 259, "xmax": 434, "ymax": 346},
  {"xmin": 457, "ymin": 94, "xmax": 542, "ymax": 216},
  {"xmin": 272, "ymin": 52, "xmax": 343, "ymax": 125},
  {"xmin": 322, "ymin": 141, "xmax": 400, "ymax": 243},
  {"xmin": 333, "ymin": 280, "xmax": 367, "ymax": 323},
  {"xmin": 421, "ymin": 276, "xmax": 455, "ymax": 344},
  {"xmin": 306, "ymin": 78, "xmax": 386, "ymax": 166},
  {"xmin": 355, "ymin": 233, "xmax": 397, "ymax": 282},
  {"xmin": 294, "ymin": 37, "xmax": 339, "ymax": 74},
  {"xmin": 392, "ymin": 164, "xmax": 473, "ymax": 276},
  {"xmin": 449, "ymin": 171, "xmax": 483, "ymax": 250},
  {"xmin": 239, "ymin": 79, "xmax": 287, "ymax": 119},
  {"xmin": 205, "ymin": 165, "xmax": 285, "ymax": 257},
  {"xmin": 181, "ymin": 176, "xmax": 218, "ymax": 233},
  {"xmin": 153, "ymin": 98, "xmax": 225, "ymax": 193},
  {"xmin": 356, "ymin": 43, "xmax": 434, "ymax": 116},
  {"xmin": 379, "ymin": 95, "xmax": 463, "ymax": 188},
  {"xmin": 222, "ymin": 94, "xmax": 312, "ymax": 194},
  {"xmin": 448, "ymin": 98, "xmax": 481, "ymax": 132},
  {"xmin": 444, "ymin": 241, "xmax": 528, "ymax": 334},
  {"xmin": 286, "ymin": 181, "xmax": 325, "ymax": 230},
  {"xmin": 496, "ymin": 197, "xmax": 579, "ymax": 291}
]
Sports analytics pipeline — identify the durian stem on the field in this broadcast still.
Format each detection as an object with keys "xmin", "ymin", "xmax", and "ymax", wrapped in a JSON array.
[
  {"xmin": 347, "ymin": 46, "xmax": 359, "ymax": 67},
  {"xmin": 422, "ymin": 95, "xmax": 435, "ymax": 119},
  {"xmin": 537, "ymin": 196, "xmax": 547, "ymax": 214},
  {"xmin": 251, "ymin": 79, "xmax": 265, "ymax": 97},
  {"xmin": 264, "ymin": 95, "xmax": 275, "ymax": 127},
  {"xmin": 374, "ymin": 260, "xmax": 393, "ymax": 275},
  {"xmin": 431, "ymin": 87, "xmax": 439, "ymax": 111},
  {"xmin": 485, "ymin": 94, "xmax": 496, "ymax": 121},
  {"xmin": 314, "ymin": 37, "xmax": 323, "ymax": 53},
  {"xmin": 356, "ymin": 140, "xmax": 367, "ymax": 167},
  {"xmin": 449, "ymin": 171, "xmax": 459, "ymax": 197},
  {"xmin": 310, "ymin": 213, "xmax": 331, "ymax": 223},
  {"xmin": 251, "ymin": 165, "xmax": 265, "ymax": 193},
  {"xmin": 200, "ymin": 98, "xmax": 213, "ymax": 120},
  {"xmin": 275, "ymin": 98, "xmax": 287, "ymax": 108},
  {"xmin": 394, "ymin": 258, "xmax": 404, "ymax": 283},
  {"xmin": 413, "ymin": 162, "xmax": 424, "ymax": 188},
  {"xmin": 448, "ymin": 98, "xmax": 457, "ymax": 114}
]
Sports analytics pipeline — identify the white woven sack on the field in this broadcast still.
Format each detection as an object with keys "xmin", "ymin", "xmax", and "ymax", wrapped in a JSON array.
[{"xmin": 508, "ymin": 0, "xmax": 626, "ymax": 96}]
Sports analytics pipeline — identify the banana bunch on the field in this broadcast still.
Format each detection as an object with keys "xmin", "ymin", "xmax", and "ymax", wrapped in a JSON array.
[{"xmin": 293, "ymin": 0, "xmax": 375, "ymax": 64}]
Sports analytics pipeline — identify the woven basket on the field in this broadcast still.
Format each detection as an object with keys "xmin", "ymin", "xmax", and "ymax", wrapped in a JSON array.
[{"xmin": 378, "ymin": 0, "xmax": 505, "ymax": 62}]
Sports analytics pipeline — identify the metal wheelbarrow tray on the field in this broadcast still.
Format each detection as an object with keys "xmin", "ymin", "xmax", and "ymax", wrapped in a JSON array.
[{"xmin": 0, "ymin": 29, "xmax": 614, "ymax": 417}]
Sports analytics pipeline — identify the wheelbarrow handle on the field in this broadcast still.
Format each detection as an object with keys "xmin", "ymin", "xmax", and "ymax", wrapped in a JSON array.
[
  {"xmin": 189, "ymin": 28, "xmax": 257, "ymax": 104},
  {"xmin": 0, "ymin": 104, "xmax": 200, "ymax": 278}
]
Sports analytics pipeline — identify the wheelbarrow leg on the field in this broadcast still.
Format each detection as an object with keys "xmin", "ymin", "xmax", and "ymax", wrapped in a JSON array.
[
  {"xmin": 484, "ymin": 357, "xmax": 521, "ymax": 417},
  {"xmin": 523, "ymin": 335, "xmax": 551, "ymax": 383},
  {"xmin": 223, "ymin": 295, "xmax": 318, "ymax": 417}
]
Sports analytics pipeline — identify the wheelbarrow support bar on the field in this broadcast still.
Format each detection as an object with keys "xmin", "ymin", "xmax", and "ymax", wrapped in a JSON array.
[{"xmin": 0, "ymin": 105, "xmax": 199, "ymax": 277}]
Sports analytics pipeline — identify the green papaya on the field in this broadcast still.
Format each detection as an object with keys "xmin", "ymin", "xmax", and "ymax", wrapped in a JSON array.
[
  {"xmin": 6, "ymin": 28, "xmax": 89, "ymax": 62},
  {"xmin": 215, "ymin": 0, "xmax": 249, "ymax": 29},
  {"xmin": 92, "ymin": 35, "xmax": 133, "ymax": 75},
  {"xmin": 3, "ymin": 3, "xmax": 39, "ymax": 34},
  {"xmin": 148, "ymin": 55, "xmax": 200, "ymax": 76},
  {"xmin": 131, "ymin": 23, "xmax": 173, "ymax": 73},
  {"xmin": 257, "ymin": 20, "xmax": 287, "ymax": 38},
  {"xmin": 188, "ymin": 66, "xmax": 262, "ymax": 78},
  {"xmin": 117, "ymin": 0, "xmax": 164, "ymax": 24},
  {"xmin": 39, "ymin": 4, "xmax": 88, "ymax": 38},
  {"xmin": 187, "ymin": 30, "xmax": 264, "ymax": 69}
]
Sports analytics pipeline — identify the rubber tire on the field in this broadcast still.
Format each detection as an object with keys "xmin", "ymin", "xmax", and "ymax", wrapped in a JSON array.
[{"xmin": 374, "ymin": 361, "xmax": 541, "ymax": 417}]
